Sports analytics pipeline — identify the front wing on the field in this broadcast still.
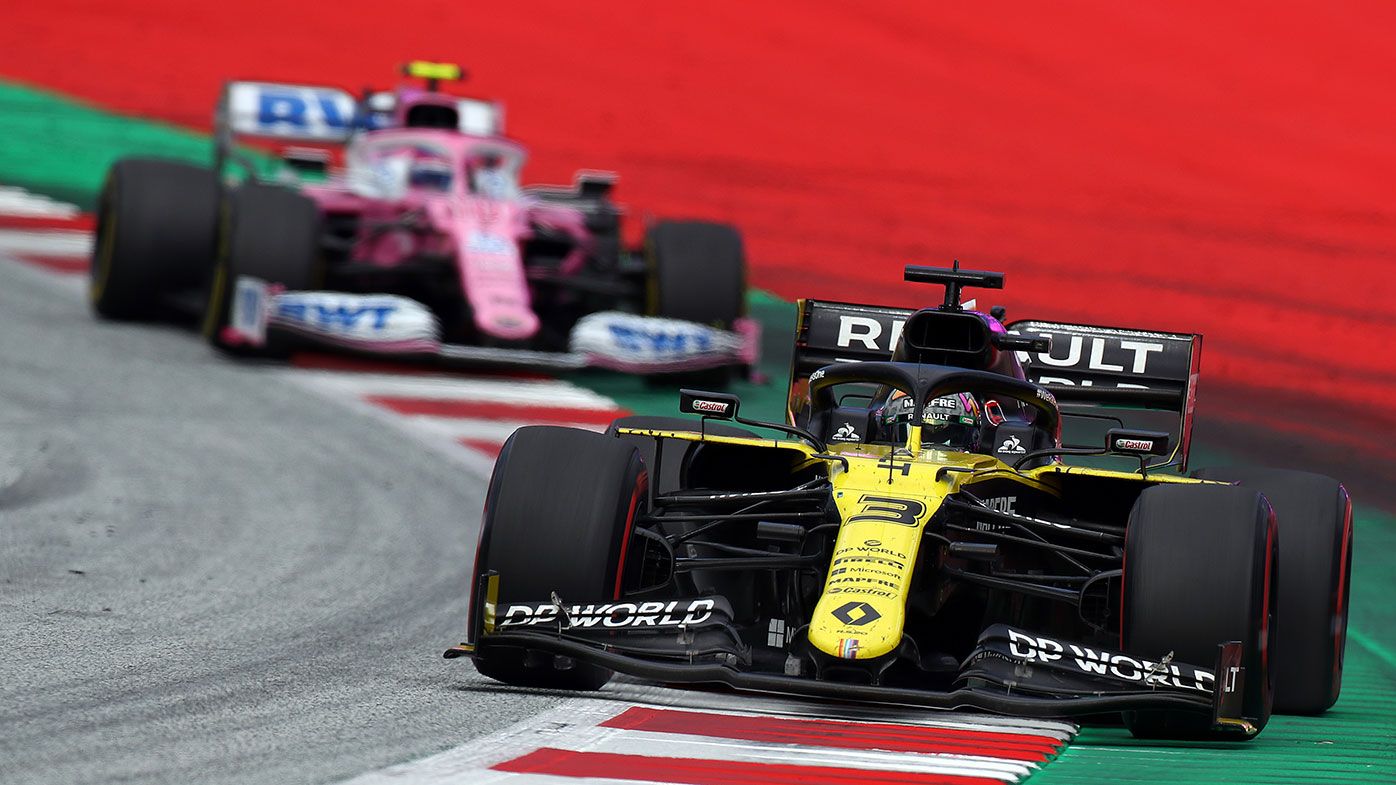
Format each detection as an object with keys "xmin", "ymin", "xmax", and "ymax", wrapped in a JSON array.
[
  {"xmin": 223, "ymin": 276, "xmax": 759, "ymax": 374},
  {"xmin": 445, "ymin": 586, "xmax": 1258, "ymax": 737}
]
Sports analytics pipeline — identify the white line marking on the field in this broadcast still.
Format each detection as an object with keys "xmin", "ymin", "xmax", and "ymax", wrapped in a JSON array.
[
  {"xmin": 292, "ymin": 370, "xmax": 619, "ymax": 409},
  {"xmin": 408, "ymin": 416, "xmax": 604, "ymax": 443},
  {"xmin": 0, "ymin": 228, "xmax": 92, "ymax": 256},
  {"xmin": 569, "ymin": 728, "xmax": 1037, "ymax": 779},
  {"xmin": 602, "ymin": 679, "xmax": 1077, "ymax": 740},
  {"xmin": 0, "ymin": 186, "xmax": 81, "ymax": 218}
]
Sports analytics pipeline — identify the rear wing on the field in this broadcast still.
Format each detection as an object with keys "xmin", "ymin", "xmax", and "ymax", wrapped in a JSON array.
[
  {"xmin": 1007, "ymin": 319, "xmax": 1202, "ymax": 470},
  {"xmin": 213, "ymin": 80, "xmax": 505, "ymax": 178},
  {"xmin": 786, "ymin": 300, "xmax": 1203, "ymax": 470}
]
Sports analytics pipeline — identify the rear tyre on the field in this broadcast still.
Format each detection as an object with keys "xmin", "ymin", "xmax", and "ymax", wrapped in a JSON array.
[
  {"xmin": 1194, "ymin": 467, "xmax": 1352, "ymax": 714},
  {"xmin": 1122, "ymin": 484, "xmax": 1277, "ymax": 739},
  {"xmin": 644, "ymin": 221, "xmax": 748, "ymax": 385},
  {"xmin": 202, "ymin": 183, "xmax": 321, "ymax": 355},
  {"xmin": 472, "ymin": 426, "xmax": 647, "ymax": 690},
  {"xmin": 645, "ymin": 220, "xmax": 747, "ymax": 329},
  {"xmin": 90, "ymin": 158, "xmax": 220, "ymax": 320}
]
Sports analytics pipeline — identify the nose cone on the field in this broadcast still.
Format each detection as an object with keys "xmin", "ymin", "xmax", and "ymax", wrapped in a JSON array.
[
  {"xmin": 474, "ymin": 305, "xmax": 540, "ymax": 341},
  {"xmin": 809, "ymin": 467, "xmax": 948, "ymax": 661}
]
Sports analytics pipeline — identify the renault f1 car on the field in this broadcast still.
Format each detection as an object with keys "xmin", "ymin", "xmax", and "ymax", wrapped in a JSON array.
[
  {"xmin": 447, "ymin": 264, "xmax": 1352, "ymax": 739},
  {"xmin": 89, "ymin": 63, "xmax": 755, "ymax": 376}
]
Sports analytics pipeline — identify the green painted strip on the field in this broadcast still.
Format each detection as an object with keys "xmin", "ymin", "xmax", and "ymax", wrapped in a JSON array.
[
  {"xmin": 0, "ymin": 80, "xmax": 217, "ymax": 210},
  {"xmin": 1349, "ymin": 627, "xmax": 1396, "ymax": 674},
  {"xmin": 0, "ymin": 79, "xmax": 277, "ymax": 210}
]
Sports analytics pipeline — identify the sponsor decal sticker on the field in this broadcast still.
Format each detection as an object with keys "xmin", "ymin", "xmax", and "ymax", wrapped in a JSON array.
[
  {"xmin": 996, "ymin": 435, "xmax": 1026, "ymax": 455},
  {"xmin": 832, "ymin": 422, "xmax": 860, "ymax": 441},
  {"xmin": 1005, "ymin": 629, "xmax": 1214, "ymax": 693},
  {"xmin": 1115, "ymin": 437, "xmax": 1155, "ymax": 452},
  {"xmin": 984, "ymin": 496, "xmax": 1017, "ymax": 514},
  {"xmin": 466, "ymin": 231, "xmax": 514, "ymax": 255},
  {"xmin": 838, "ymin": 637, "xmax": 862, "ymax": 659},
  {"xmin": 847, "ymin": 495, "xmax": 926, "ymax": 527},
  {"xmin": 498, "ymin": 598, "xmax": 718, "ymax": 630},
  {"xmin": 691, "ymin": 399, "xmax": 730, "ymax": 414}
]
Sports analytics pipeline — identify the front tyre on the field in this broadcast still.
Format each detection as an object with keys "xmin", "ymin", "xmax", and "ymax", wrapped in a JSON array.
[
  {"xmin": 471, "ymin": 426, "xmax": 647, "ymax": 690},
  {"xmin": 1194, "ymin": 467, "xmax": 1352, "ymax": 714},
  {"xmin": 1122, "ymin": 483, "xmax": 1277, "ymax": 739},
  {"xmin": 203, "ymin": 183, "xmax": 321, "ymax": 355}
]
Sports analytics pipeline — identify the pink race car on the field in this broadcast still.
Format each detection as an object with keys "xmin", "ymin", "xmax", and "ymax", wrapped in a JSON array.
[{"xmin": 90, "ymin": 63, "xmax": 756, "ymax": 376}]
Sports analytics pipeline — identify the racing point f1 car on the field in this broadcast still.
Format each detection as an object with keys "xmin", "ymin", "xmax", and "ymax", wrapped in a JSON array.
[
  {"xmin": 88, "ymin": 62, "xmax": 755, "ymax": 376},
  {"xmin": 448, "ymin": 264, "xmax": 1353, "ymax": 740}
]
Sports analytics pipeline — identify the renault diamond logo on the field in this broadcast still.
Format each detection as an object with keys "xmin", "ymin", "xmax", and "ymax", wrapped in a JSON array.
[{"xmin": 832, "ymin": 601, "xmax": 882, "ymax": 626}]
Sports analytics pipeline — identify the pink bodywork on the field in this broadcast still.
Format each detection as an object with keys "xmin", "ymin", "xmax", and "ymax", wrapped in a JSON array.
[{"xmin": 301, "ymin": 122, "xmax": 592, "ymax": 342}]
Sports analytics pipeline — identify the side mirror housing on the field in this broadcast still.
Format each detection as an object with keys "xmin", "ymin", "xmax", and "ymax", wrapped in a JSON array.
[
  {"xmin": 1106, "ymin": 428, "xmax": 1170, "ymax": 456},
  {"xmin": 679, "ymin": 389, "xmax": 740, "ymax": 420},
  {"xmin": 993, "ymin": 332, "xmax": 1052, "ymax": 352}
]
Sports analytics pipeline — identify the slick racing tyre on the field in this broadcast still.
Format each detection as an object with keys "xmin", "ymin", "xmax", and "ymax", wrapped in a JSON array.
[
  {"xmin": 1122, "ymin": 484, "xmax": 1277, "ymax": 739},
  {"xmin": 606, "ymin": 415, "xmax": 755, "ymax": 494},
  {"xmin": 90, "ymin": 158, "xmax": 220, "ymax": 320},
  {"xmin": 645, "ymin": 220, "xmax": 746, "ymax": 330},
  {"xmin": 472, "ymin": 426, "xmax": 647, "ymax": 690},
  {"xmin": 1194, "ymin": 467, "xmax": 1352, "ymax": 714},
  {"xmin": 202, "ymin": 183, "xmax": 321, "ymax": 355}
]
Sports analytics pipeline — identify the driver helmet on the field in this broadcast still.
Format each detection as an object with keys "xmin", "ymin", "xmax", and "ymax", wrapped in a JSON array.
[{"xmin": 876, "ymin": 391, "xmax": 982, "ymax": 451}]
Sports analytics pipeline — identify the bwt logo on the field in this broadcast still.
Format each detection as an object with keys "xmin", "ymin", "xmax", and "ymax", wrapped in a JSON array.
[
  {"xmin": 249, "ymin": 86, "xmax": 357, "ymax": 135},
  {"xmin": 608, "ymin": 324, "xmax": 713, "ymax": 355},
  {"xmin": 278, "ymin": 302, "xmax": 396, "ymax": 332}
]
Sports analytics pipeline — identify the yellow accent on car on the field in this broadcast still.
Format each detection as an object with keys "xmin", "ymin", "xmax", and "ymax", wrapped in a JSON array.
[
  {"xmin": 90, "ymin": 210, "xmax": 117, "ymax": 304},
  {"xmin": 612, "ymin": 425, "xmax": 1211, "ymax": 662},
  {"xmin": 403, "ymin": 61, "xmax": 463, "ymax": 82},
  {"xmin": 483, "ymin": 572, "xmax": 500, "ymax": 634},
  {"xmin": 201, "ymin": 263, "xmax": 228, "ymax": 339}
]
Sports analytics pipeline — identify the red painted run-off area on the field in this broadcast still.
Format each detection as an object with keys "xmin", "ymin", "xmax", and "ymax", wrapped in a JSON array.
[
  {"xmin": 601, "ymin": 707, "xmax": 1061, "ymax": 762},
  {"xmin": 3, "ymin": 2, "xmax": 1395, "ymax": 434}
]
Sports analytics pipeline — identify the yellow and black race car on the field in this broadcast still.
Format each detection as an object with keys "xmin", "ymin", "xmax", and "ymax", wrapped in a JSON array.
[{"xmin": 447, "ymin": 265, "xmax": 1352, "ymax": 740}]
